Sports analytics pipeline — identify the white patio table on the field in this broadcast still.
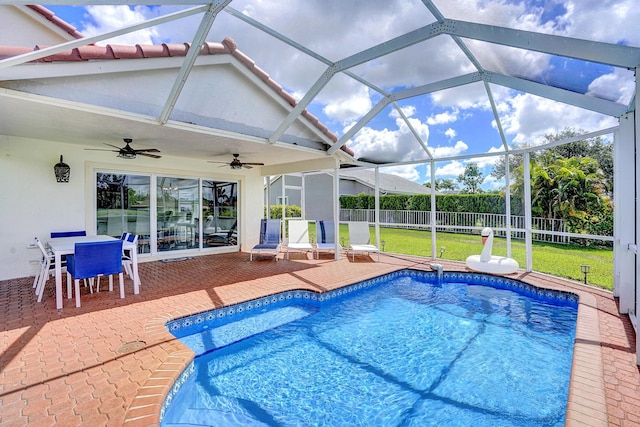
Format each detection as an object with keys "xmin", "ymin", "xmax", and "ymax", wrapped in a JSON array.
[{"xmin": 47, "ymin": 235, "xmax": 140, "ymax": 309}]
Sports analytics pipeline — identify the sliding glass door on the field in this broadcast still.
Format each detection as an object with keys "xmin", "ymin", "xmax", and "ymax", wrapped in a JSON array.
[
  {"xmin": 202, "ymin": 180, "xmax": 238, "ymax": 248},
  {"xmin": 96, "ymin": 173, "xmax": 151, "ymax": 253},
  {"xmin": 157, "ymin": 177, "xmax": 200, "ymax": 252},
  {"xmin": 96, "ymin": 172, "xmax": 239, "ymax": 255}
]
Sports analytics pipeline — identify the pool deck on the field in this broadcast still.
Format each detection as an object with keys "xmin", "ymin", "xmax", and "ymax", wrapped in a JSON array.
[{"xmin": 0, "ymin": 251, "xmax": 638, "ymax": 426}]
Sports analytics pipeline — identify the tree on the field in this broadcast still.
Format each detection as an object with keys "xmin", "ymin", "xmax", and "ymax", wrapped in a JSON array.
[
  {"xmin": 510, "ymin": 153, "xmax": 612, "ymax": 239},
  {"xmin": 491, "ymin": 128, "xmax": 613, "ymax": 194},
  {"xmin": 423, "ymin": 178, "xmax": 458, "ymax": 192},
  {"xmin": 457, "ymin": 162, "xmax": 484, "ymax": 193}
]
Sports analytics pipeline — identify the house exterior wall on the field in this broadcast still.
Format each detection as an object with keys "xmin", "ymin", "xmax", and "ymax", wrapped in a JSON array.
[
  {"xmin": 341, "ymin": 179, "xmax": 373, "ymax": 195},
  {"xmin": 0, "ymin": 135, "xmax": 265, "ymax": 281},
  {"xmin": 265, "ymin": 175, "xmax": 302, "ymax": 209},
  {"xmin": 1, "ymin": 6, "xmax": 73, "ymax": 46},
  {"xmin": 305, "ymin": 173, "xmax": 335, "ymax": 220},
  {"xmin": 264, "ymin": 173, "xmax": 405, "ymax": 221}
]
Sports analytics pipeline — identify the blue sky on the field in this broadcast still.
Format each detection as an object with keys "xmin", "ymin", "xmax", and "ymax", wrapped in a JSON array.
[{"xmin": 43, "ymin": 1, "xmax": 635, "ymax": 190}]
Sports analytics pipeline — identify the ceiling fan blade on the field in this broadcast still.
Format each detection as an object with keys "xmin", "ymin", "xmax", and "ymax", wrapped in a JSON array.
[
  {"xmin": 207, "ymin": 161, "xmax": 229, "ymax": 164},
  {"xmin": 243, "ymin": 162, "xmax": 265, "ymax": 166},
  {"xmin": 85, "ymin": 148, "xmax": 119, "ymax": 152},
  {"xmin": 103, "ymin": 143, "xmax": 123, "ymax": 150},
  {"xmin": 137, "ymin": 152, "xmax": 162, "ymax": 159},
  {"xmin": 133, "ymin": 148, "xmax": 161, "ymax": 153},
  {"xmin": 242, "ymin": 164, "xmax": 253, "ymax": 169}
]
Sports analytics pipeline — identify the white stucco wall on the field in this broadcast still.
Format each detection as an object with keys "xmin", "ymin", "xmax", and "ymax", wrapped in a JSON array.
[
  {"xmin": 0, "ymin": 135, "xmax": 265, "ymax": 281},
  {"xmin": 1, "ymin": 6, "xmax": 74, "ymax": 46}
]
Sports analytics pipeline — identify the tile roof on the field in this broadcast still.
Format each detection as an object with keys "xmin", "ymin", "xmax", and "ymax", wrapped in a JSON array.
[
  {"xmin": 27, "ymin": 5, "xmax": 84, "ymax": 39},
  {"xmin": 0, "ymin": 30, "xmax": 353, "ymax": 156},
  {"xmin": 340, "ymin": 169, "xmax": 432, "ymax": 195}
]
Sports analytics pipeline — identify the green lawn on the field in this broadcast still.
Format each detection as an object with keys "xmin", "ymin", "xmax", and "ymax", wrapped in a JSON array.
[{"xmin": 311, "ymin": 224, "xmax": 613, "ymax": 290}]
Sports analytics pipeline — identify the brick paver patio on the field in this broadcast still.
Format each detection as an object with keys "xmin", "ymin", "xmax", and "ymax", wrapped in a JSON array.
[{"xmin": 1, "ymin": 252, "xmax": 638, "ymax": 426}]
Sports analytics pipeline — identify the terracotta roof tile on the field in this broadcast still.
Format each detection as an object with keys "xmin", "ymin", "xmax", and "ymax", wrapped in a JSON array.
[
  {"xmin": 110, "ymin": 44, "xmax": 144, "ymax": 59},
  {"xmin": 0, "ymin": 35, "xmax": 353, "ymax": 156},
  {"xmin": 165, "ymin": 42, "xmax": 190, "ymax": 57},
  {"xmin": 137, "ymin": 44, "xmax": 165, "ymax": 58},
  {"xmin": 203, "ymin": 41, "xmax": 230, "ymax": 55},
  {"xmin": 27, "ymin": 5, "xmax": 84, "ymax": 39}
]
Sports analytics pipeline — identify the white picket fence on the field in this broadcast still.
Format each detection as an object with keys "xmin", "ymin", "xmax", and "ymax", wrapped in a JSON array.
[{"xmin": 339, "ymin": 209, "xmax": 576, "ymax": 244}]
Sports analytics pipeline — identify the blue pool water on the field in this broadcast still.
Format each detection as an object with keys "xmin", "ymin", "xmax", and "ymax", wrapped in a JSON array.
[{"xmin": 162, "ymin": 271, "xmax": 578, "ymax": 427}]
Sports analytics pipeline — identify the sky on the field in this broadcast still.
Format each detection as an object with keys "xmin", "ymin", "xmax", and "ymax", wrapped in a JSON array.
[{"xmin": 43, "ymin": 0, "xmax": 637, "ymax": 190}]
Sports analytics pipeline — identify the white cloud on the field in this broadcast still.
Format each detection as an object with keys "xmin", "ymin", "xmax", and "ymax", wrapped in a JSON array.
[
  {"xmin": 435, "ymin": 160, "xmax": 466, "ymax": 178},
  {"xmin": 431, "ymin": 140, "xmax": 468, "ymax": 158},
  {"xmin": 427, "ymin": 109, "xmax": 459, "ymax": 125},
  {"xmin": 347, "ymin": 112, "xmax": 430, "ymax": 163},
  {"xmin": 380, "ymin": 165, "xmax": 420, "ymax": 181},
  {"xmin": 82, "ymin": 5, "xmax": 158, "ymax": 45},
  {"xmin": 444, "ymin": 128, "xmax": 456, "ymax": 139},
  {"xmin": 561, "ymin": 0, "xmax": 640, "ymax": 45},
  {"xmin": 587, "ymin": 67, "xmax": 636, "ymax": 105},
  {"xmin": 498, "ymin": 93, "xmax": 617, "ymax": 146},
  {"xmin": 322, "ymin": 84, "xmax": 373, "ymax": 124},
  {"xmin": 390, "ymin": 105, "xmax": 417, "ymax": 119},
  {"xmin": 469, "ymin": 146, "xmax": 506, "ymax": 168}
]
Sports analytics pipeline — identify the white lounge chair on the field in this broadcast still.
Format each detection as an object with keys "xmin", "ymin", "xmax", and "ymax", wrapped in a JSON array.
[
  {"xmin": 347, "ymin": 221, "xmax": 379, "ymax": 261},
  {"xmin": 285, "ymin": 220, "xmax": 313, "ymax": 259},
  {"xmin": 250, "ymin": 219, "xmax": 281, "ymax": 261},
  {"xmin": 314, "ymin": 220, "xmax": 341, "ymax": 259}
]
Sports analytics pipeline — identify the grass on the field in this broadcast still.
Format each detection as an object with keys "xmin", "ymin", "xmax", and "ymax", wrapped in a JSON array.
[{"xmin": 310, "ymin": 223, "xmax": 613, "ymax": 290}]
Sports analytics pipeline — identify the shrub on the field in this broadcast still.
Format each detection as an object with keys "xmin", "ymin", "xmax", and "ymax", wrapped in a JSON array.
[{"xmin": 266, "ymin": 205, "xmax": 302, "ymax": 219}]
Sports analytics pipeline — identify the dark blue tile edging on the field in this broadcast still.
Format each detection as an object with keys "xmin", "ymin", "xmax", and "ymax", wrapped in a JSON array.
[{"xmin": 160, "ymin": 269, "xmax": 579, "ymax": 421}]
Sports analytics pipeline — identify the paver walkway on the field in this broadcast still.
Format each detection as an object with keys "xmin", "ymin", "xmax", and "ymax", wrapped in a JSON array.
[{"xmin": 1, "ymin": 252, "xmax": 638, "ymax": 426}]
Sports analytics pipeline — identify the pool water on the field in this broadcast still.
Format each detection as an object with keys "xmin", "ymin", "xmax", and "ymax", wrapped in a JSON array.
[{"xmin": 162, "ymin": 272, "xmax": 577, "ymax": 427}]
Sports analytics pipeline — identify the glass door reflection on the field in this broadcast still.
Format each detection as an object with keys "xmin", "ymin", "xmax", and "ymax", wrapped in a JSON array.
[
  {"xmin": 157, "ymin": 177, "xmax": 199, "ymax": 252},
  {"xmin": 202, "ymin": 180, "xmax": 238, "ymax": 248}
]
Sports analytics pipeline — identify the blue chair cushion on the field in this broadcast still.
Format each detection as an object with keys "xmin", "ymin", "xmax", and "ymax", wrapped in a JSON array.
[
  {"xmin": 67, "ymin": 240, "xmax": 123, "ymax": 280},
  {"xmin": 51, "ymin": 230, "xmax": 87, "ymax": 238}
]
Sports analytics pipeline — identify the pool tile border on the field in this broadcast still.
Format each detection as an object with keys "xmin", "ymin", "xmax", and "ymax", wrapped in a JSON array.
[
  {"xmin": 166, "ymin": 269, "xmax": 578, "ymax": 334},
  {"xmin": 159, "ymin": 269, "xmax": 582, "ymax": 423}
]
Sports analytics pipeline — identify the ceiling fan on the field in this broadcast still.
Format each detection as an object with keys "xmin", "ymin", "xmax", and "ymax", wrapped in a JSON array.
[
  {"xmin": 208, "ymin": 153, "xmax": 264, "ymax": 169},
  {"xmin": 85, "ymin": 138, "xmax": 162, "ymax": 159}
]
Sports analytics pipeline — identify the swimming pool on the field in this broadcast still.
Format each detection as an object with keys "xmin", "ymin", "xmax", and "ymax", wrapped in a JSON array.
[{"xmin": 162, "ymin": 270, "xmax": 578, "ymax": 426}]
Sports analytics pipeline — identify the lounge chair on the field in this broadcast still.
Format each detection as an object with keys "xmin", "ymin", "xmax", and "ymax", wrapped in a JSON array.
[
  {"xmin": 285, "ymin": 220, "xmax": 313, "ymax": 259},
  {"xmin": 250, "ymin": 219, "xmax": 281, "ymax": 261},
  {"xmin": 347, "ymin": 221, "xmax": 380, "ymax": 261},
  {"xmin": 314, "ymin": 220, "xmax": 341, "ymax": 259}
]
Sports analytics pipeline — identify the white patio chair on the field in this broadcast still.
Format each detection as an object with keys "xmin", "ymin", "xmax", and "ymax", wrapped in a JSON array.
[
  {"xmin": 285, "ymin": 220, "xmax": 313, "ymax": 259},
  {"xmin": 347, "ymin": 221, "xmax": 380, "ymax": 262},
  {"xmin": 33, "ymin": 237, "xmax": 57, "ymax": 302},
  {"xmin": 314, "ymin": 220, "xmax": 341, "ymax": 259}
]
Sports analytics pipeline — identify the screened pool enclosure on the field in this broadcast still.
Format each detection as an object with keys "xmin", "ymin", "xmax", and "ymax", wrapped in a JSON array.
[{"xmin": 0, "ymin": 1, "xmax": 639, "ymax": 362}]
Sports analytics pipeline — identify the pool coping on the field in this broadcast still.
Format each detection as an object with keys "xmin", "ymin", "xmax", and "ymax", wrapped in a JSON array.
[{"xmin": 122, "ymin": 266, "xmax": 608, "ymax": 426}]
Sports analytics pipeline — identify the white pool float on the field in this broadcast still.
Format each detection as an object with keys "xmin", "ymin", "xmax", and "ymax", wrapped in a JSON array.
[{"xmin": 465, "ymin": 227, "xmax": 519, "ymax": 274}]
